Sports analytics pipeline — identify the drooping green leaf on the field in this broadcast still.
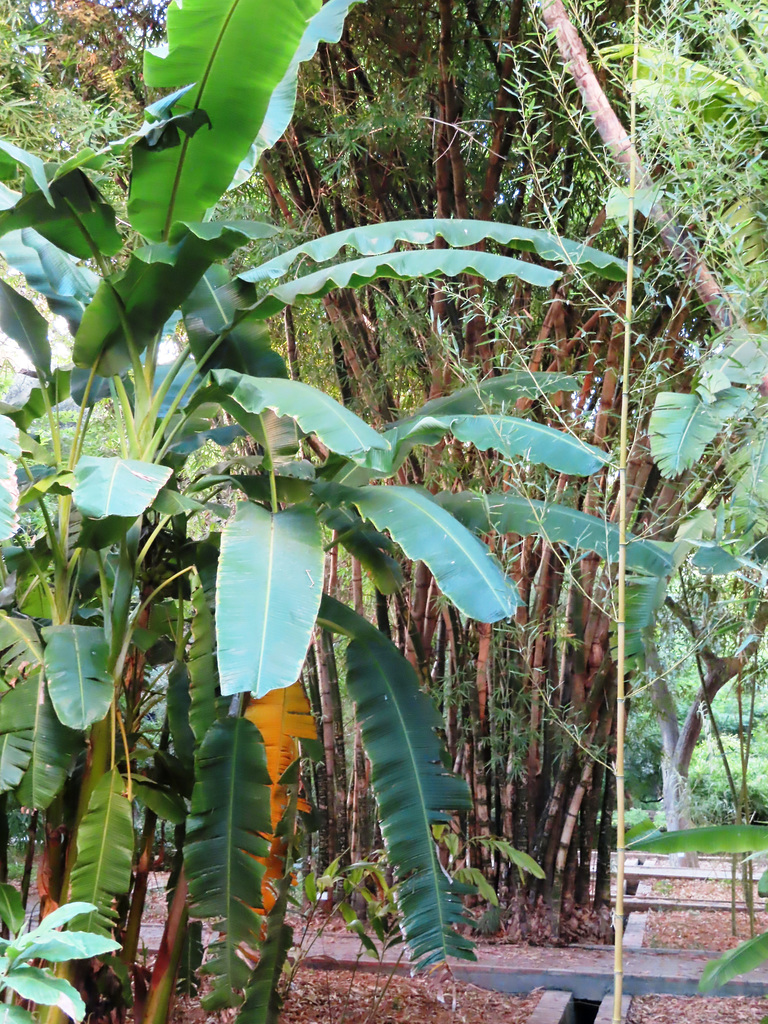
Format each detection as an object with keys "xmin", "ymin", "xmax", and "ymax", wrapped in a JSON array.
[
  {"xmin": 0, "ymin": 1005, "xmax": 35, "ymax": 1024},
  {"xmin": 68, "ymin": 768, "xmax": 134, "ymax": 935},
  {"xmin": 212, "ymin": 370, "xmax": 389, "ymax": 460},
  {"xmin": 188, "ymin": 574, "xmax": 220, "ymax": 747},
  {"xmin": 396, "ymin": 371, "xmax": 581, "ymax": 423},
  {"xmin": 132, "ymin": 779, "xmax": 186, "ymax": 825},
  {"xmin": 231, "ymin": 0, "xmax": 366, "ymax": 187},
  {"xmin": 238, "ymin": 875, "xmax": 294, "ymax": 1024},
  {"xmin": 177, "ymin": 920, "xmax": 203, "ymax": 998},
  {"xmin": 166, "ymin": 661, "xmax": 195, "ymax": 772},
  {"xmin": 699, "ymin": 931, "xmax": 768, "ymax": 993},
  {"xmin": 42, "ymin": 625, "xmax": 112, "ymax": 731},
  {"xmin": 16, "ymin": 674, "xmax": 80, "ymax": 811},
  {"xmin": 7, "ymin": 922, "xmax": 119, "ymax": 966},
  {"xmin": 243, "ymin": 218, "xmax": 627, "ymax": 284},
  {"xmin": 184, "ymin": 717, "xmax": 272, "ymax": 1009},
  {"xmin": 73, "ymin": 457, "xmax": 172, "ymax": 519},
  {"xmin": 0, "ymin": 141, "xmax": 53, "ymax": 202},
  {"xmin": 435, "ymin": 492, "xmax": 673, "ymax": 577},
  {"xmin": 731, "ymin": 425, "xmax": 768, "ymax": 532},
  {"xmin": 362, "ymin": 414, "xmax": 608, "ymax": 478},
  {"xmin": 318, "ymin": 596, "xmax": 475, "ymax": 969},
  {"xmin": 0, "ymin": 280, "xmax": 51, "ymax": 376},
  {"xmin": 216, "ymin": 502, "xmax": 324, "ymax": 696},
  {"xmin": 2, "ymin": 966, "xmax": 84, "ymax": 1020},
  {"xmin": 317, "ymin": 485, "xmax": 519, "ymax": 622},
  {"xmin": 73, "ymin": 222, "xmax": 275, "ymax": 376},
  {"xmin": 0, "ymin": 883, "xmax": 24, "ymax": 934},
  {"xmin": 320, "ymin": 506, "xmax": 403, "ymax": 595},
  {"xmin": 129, "ymin": 0, "xmax": 320, "ymax": 239},
  {"xmin": 0, "ymin": 455, "xmax": 18, "ymax": 540},
  {"xmin": 0, "ymin": 228, "xmax": 98, "ymax": 332},
  {"xmin": 239, "ymin": 249, "xmax": 561, "ymax": 323},
  {"xmin": 649, "ymin": 388, "xmax": 753, "ymax": 478},
  {"xmin": 183, "ymin": 267, "xmax": 288, "ymax": 379},
  {"xmin": 629, "ymin": 824, "xmax": 768, "ymax": 854},
  {"xmin": 0, "ymin": 170, "xmax": 121, "ymax": 260}
]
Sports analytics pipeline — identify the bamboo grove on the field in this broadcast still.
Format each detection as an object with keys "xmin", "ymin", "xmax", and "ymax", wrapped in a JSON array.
[{"xmin": 0, "ymin": 0, "xmax": 766, "ymax": 1021}]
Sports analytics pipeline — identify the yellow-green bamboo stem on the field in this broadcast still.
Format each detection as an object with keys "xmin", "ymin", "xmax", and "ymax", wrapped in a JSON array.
[{"xmin": 613, "ymin": 2, "xmax": 640, "ymax": 1021}]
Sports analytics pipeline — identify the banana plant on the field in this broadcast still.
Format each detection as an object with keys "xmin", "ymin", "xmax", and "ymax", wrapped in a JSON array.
[
  {"xmin": 630, "ymin": 824, "xmax": 768, "ymax": 992},
  {"xmin": 0, "ymin": 0, "xmax": 628, "ymax": 1021}
]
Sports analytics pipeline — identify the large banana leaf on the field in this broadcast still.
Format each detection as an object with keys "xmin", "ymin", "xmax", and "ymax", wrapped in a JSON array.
[
  {"xmin": 187, "ymin": 574, "xmax": 221, "ymax": 746},
  {"xmin": 245, "ymin": 683, "xmax": 315, "ymax": 909},
  {"xmin": 42, "ymin": 625, "xmax": 112, "ymax": 731},
  {"xmin": 436, "ymin": 491, "xmax": 673, "ymax": 577},
  {"xmin": 212, "ymin": 370, "xmax": 389, "ymax": 460},
  {"xmin": 232, "ymin": 0, "xmax": 365, "ymax": 187},
  {"xmin": 68, "ymin": 768, "xmax": 134, "ymax": 935},
  {"xmin": 0, "ymin": 454, "xmax": 18, "ymax": 540},
  {"xmin": 243, "ymin": 218, "xmax": 627, "ymax": 283},
  {"xmin": 185, "ymin": 717, "xmax": 272, "ymax": 1009},
  {"xmin": 396, "ymin": 371, "xmax": 581, "ymax": 422},
  {"xmin": 320, "ymin": 506, "xmax": 403, "ymax": 594},
  {"xmin": 629, "ymin": 824, "xmax": 768, "ymax": 854},
  {"xmin": 240, "ymin": 249, "xmax": 560, "ymax": 322},
  {"xmin": 73, "ymin": 457, "xmax": 172, "ymax": 519},
  {"xmin": 238, "ymin": 876, "xmax": 294, "ymax": 1024},
  {"xmin": 183, "ymin": 267, "xmax": 288, "ymax": 378},
  {"xmin": 731, "ymin": 425, "xmax": 768, "ymax": 532},
  {"xmin": 0, "ymin": 279, "xmax": 51, "ymax": 376},
  {"xmin": 361, "ymin": 414, "xmax": 608, "ymax": 478},
  {"xmin": 73, "ymin": 221, "xmax": 276, "ymax": 376},
  {"xmin": 699, "ymin": 932, "xmax": 768, "ymax": 992},
  {"xmin": 317, "ymin": 595, "xmax": 474, "ymax": 968},
  {"xmin": 0, "ymin": 170, "xmax": 122, "ymax": 260},
  {"xmin": 16, "ymin": 674, "xmax": 81, "ymax": 810},
  {"xmin": 129, "ymin": 0, "xmax": 320, "ymax": 239},
  {"xmin": 316, "ymin": 484, "xmax": 519, "ymax": 622},
  {"xmin": 0, "ymin": 675, "xmax": 36, "ymax": 792},
  {"xmin": 216, "ymin": 502, "xmax": 324, "ymax": 696},
  {"xmin": 0, "ymin": 228, "xmax": 98, "ymax": 332},
  {"xmin": 649, "ymin": 388, "xmax": 753, "ymax": 477}
]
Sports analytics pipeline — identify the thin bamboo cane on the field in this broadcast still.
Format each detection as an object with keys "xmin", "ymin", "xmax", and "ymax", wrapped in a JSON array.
[{"xmin": 613, "ymin": 1, "xmax": 640, "ymax": 1019}]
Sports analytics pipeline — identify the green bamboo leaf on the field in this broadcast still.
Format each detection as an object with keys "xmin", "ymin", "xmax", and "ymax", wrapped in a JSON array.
[
  {"xmin": 184, "ymin": 717, "xmax": 272, "ymax": 1009},
  {"xmin": 318, "ymin": 596, "xmax": 475, "ymax": 969},
  {"xmin": 0, "ymin": 280, "xmax": 51, "ymax": 376},
  {"xmin": 318, "ymin": 485, "xmax": 519, "ymax": 622},
  {"xmin": 243, "ymin": 218, "xmax": 627, "ymax": 284},
  {"xmin": 216, "ymin": 502, "xmax": 324, "ymax": 696},
  {"xmin": 42, "ymin": 625, "xmax": 112, "ymax": 731},
  {"xmin": 129, "ymin": 0, "xmax": 320, "ymax": 239},
  {"xmin": 69, "ymin": 768, "xmax": 134, "ymax": 935},
  {"xmin": 73, "ymin": 457, "xmax": 172, "ymax": 519},
  {"xmin": 212, "ymin": 370, "xmax": 389, "ymax": 460},
  {"xmin": 699, "ymin": 931, "xmax": 768, "ymax": 993},
  {"xmin": 435, "ymin": 492, "xmax": 673, "ymax": 577}
]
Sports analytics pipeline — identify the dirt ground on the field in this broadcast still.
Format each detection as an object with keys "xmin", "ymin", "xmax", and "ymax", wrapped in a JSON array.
[
  {"xmin": 644, "ymin": 908, "xmax": 768, "ymax": 950},
  {"xmin": 169, "ymin": 969, "xmax": 542, "ymax": 1024},
  {"xmin": 628, "ymin": 995, "xmax": 768, "ymax": 1024}
]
